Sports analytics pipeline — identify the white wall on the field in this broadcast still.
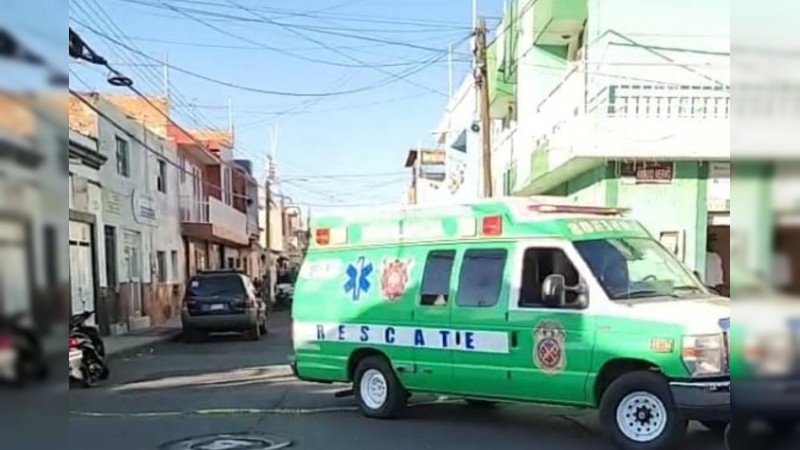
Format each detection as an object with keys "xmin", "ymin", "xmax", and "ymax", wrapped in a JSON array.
[{"xmin": 95, "ymin": 96, "xmax": 184, "ymax": 288}]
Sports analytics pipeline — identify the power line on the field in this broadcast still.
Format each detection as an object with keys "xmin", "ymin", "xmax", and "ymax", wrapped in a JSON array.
[
  {"xmin": 116, "ymin": 0, "xmax": 473, "ymax": 30},
  {"xmin": 69, "ymin": 27, "xmax": 269, "ymax": 186},
  {"xmin": 71, "ymin": 1, "xmax": 270, "ymax": 169},
  {"xmin": 116, "ymin": 0, "xmax": 474, "ymax": 55},
  {"xmin": 71, "ymin": 17, "xmax": 452, "ymax": 97},
  {"xmin": 278, "ymin": 171, "xmax": 410, "ymax": 181},
  {"xmin": 222, "ymin": 0, "xmax": 466, "ymax": 97},
  {"xmin": 77, "ymin": 31, "xmax": 469, "ymax": 53}
]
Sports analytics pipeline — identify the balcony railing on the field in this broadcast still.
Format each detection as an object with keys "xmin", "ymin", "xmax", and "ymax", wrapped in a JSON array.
[
  {"xmin": 533, "ymin": 62, "xmax": 730, "ymax": 160},
  {"xmin": 180, "ymin": 196, "xmax": 249, "ymax": 245},
  {"xmin": 180, "ymin": 197, "xmax": 209, "ymax": 223}
]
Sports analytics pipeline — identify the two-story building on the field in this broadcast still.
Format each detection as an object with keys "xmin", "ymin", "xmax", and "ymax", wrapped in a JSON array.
[
  {"xmin": 69, "ymin": 93, "xmax": 185, "ymax": 333},
  {"xmin": 487, "ymin": 0, "xmax": 730, "ymax": 288}
]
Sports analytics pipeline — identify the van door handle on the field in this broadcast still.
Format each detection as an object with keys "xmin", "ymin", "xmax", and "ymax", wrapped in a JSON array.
[{"xmin": 511, "ymin": 331, "xmax": 519, "ymax": 349}]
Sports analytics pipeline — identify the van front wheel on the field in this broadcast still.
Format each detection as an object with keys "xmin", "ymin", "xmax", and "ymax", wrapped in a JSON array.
[
  {"xmin": 599, "ymin": 372, "xmax": 687, "ymax": 450},
  {"xmin": 354, "ymin": 356, "xmax": 406, "ymax": 419}
]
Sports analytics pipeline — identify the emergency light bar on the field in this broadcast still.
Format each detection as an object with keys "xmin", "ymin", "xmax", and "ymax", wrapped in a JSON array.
[
  {"xmin": 315, "ymin": 227, "xmax": 347, "ymax": 246},
  {"xmin": 528, "ymin": 204, "xmax": 629, "ymax": 216}
]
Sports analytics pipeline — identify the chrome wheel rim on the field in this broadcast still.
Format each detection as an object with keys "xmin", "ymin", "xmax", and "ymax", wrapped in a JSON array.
[
  {"xmin": 360, "ymin": 369, "xmax": 388, "ymax": 410},
  {"xmin": 616, "ymin": 391, "xmax": 668, "ymax": 443}
]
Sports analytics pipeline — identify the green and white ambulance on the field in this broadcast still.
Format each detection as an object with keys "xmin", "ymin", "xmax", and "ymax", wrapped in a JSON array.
[{"xmin": 291, "ymin": 199, "xmax": 730, "ymax": 450}]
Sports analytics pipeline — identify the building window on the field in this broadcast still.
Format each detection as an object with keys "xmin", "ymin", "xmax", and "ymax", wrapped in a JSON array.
[
  {"xmin": 157, "ymin": 159, "xmax": 168, "ymax": 193},
  {"xmin": 179, "ymin": 154, "xmax": 187, "ymax": 184},
  {"xmin": 420, "ymin": 250, "xmax": 456, "ymax": 306},
  {"xmin": 171, "ymin": 250, "xmax": 179, "ymax": 282},
  {"xmin": 456, "ymin": 249, "xmax": 507, "ymax": 308},
  {"xmin": 156, "ymin": 251, "xmax": 167, "ymax": 283},
  {"xmin": 116, "ymin": 137, "xmax": 130, "ymax": 177}
]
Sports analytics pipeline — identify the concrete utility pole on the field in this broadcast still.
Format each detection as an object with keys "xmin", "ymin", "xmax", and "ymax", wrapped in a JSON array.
[{"xmin": 475, "ymin": 17, "xmax": 494, "ymax": 198}]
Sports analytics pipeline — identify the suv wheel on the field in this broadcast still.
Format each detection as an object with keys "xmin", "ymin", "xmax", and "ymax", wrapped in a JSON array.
[
  {"xmin": 599, "ymin": 372, "xmax": 687, "ymax": 450},
  {"xmin": 353, "ymin": 356, "xmax": 406, "ymax": 419}
]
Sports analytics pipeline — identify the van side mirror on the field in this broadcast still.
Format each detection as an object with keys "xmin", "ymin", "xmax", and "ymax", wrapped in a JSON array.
[{"xmin": 542, "ymin": 274, "xmax": 567, "ymax": 307}]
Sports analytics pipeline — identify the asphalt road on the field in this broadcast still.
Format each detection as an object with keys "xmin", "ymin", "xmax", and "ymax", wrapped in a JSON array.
[{"xmin": 66, "ymin": 311, "xmax": 735, "ymax": 450}]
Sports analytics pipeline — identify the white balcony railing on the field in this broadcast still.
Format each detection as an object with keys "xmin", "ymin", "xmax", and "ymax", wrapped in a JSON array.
[
  {"xmin": 180, "ymin": 196, "xmax": 209, "ymax": 223},
  {"xmin": 180, "ymin": 196, "xmax": 249, "ymax": 244},
  {"xmin": 532, "ymin": 62, "xmax": 730, "ymax": 166}
]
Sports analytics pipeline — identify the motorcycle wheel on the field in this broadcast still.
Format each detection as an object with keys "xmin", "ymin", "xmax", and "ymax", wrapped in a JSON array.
[{"xmin": 80, "ymin": 355, "xmax": 105, "ymax": 388}]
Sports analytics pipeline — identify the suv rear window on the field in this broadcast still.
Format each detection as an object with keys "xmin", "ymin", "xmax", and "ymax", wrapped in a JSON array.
[{"xmin": 187, "ymin": 274, "xmax": 246, "ymax": 298}]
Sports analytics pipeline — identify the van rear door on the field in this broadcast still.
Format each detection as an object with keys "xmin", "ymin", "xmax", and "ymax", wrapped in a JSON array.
[
  {"xmin": 449, "ymin": 245, "xmax": 514, "ymax": 399},
  {"xmin": 408, "ymin": 249, "xmax": 457, "ymax": 392}
]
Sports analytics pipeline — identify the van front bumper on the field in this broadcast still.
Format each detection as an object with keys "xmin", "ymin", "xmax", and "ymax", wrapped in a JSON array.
[{"xmin": 670, "ymin": 380, "xmax": 729, "ymax": 422}]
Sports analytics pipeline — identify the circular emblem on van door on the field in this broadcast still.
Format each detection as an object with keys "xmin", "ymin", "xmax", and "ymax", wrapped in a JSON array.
[
  {"xmin": 380, "ymin": 258, "xmax": 414, "ymax": 302},
  {"xmin": 533, "ymin": 321, "xmax": 567, "ymax": 374}
]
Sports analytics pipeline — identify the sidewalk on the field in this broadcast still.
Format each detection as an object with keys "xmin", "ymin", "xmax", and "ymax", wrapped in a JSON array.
[{"xmin": 104, "ymin": 319, "xmax": 182, "ymax": 359}]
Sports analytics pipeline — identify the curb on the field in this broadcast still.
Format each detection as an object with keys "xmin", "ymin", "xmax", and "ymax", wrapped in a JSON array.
[{"xmin": 106, "ymin": 329, "xmax": 183, "ymax": 361}]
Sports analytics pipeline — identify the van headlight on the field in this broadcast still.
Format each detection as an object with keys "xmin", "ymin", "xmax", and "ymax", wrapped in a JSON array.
[{"xmin": 682, "ymin": 334, "xmax": 724, "ymax": 377}]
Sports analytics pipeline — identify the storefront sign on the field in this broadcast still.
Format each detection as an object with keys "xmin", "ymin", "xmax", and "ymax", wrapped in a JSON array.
[
  {"xmin": 420, "ymin": 150, "xmax": 446, "ymax": 166},
  {"xmin": 620, "ymin": 161, "xmax": 674, "ymax": 184},
  {"xmin": 132, "ymin": 189, "xmax": 157, "ymax": 226}
]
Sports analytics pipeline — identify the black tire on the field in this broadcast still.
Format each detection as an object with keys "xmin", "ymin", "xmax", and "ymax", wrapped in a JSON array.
[
  {"xmin": 599, "ymin": 371, "xmax": 687, "ymax": 450},
  {"xmin": 353, "ymin": 356, "xmax": 407, "ymax": 419},
  {"xmin": 700, "ymin": 420, "xmax": 728, "ymax": 434}
]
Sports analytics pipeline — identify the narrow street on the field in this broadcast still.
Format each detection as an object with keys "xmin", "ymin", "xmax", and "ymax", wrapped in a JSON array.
[{"xmin": 69, "ymin": 311, "xmax": 725, "ymax": 450}]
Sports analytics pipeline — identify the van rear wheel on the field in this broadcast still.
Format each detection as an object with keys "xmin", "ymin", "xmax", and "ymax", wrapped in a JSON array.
[
  {"xmin": 599, "ymin": 372, "xmax": 687, "ymax": 450},
  {"xmin": 353, "ymin": 356, "xmax": 406, "ymax": 419}
]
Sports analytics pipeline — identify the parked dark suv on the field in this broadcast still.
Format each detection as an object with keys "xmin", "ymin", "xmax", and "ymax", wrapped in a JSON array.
[{"xmin": 181, "ymin": 270, "xmax": 268, "ymax": 341}]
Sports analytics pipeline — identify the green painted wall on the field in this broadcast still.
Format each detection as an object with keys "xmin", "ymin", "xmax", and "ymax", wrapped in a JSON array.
[
  {"xmin": 547, "ymin": 163, "xmax": 615, "ymax": 207},
  {"xmin": 614, "ymin": 162, "xmax": 708, "ymax": 271}
]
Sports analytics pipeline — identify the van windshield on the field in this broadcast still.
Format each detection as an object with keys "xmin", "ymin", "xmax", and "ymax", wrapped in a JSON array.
[{"xmin": 573, "ymin": 237, "xmax": 709, "ymax": 301}]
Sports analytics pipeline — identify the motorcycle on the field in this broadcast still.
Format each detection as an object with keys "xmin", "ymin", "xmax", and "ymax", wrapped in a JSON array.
[
  {"xmin": 0, "ymin": 313, "xmax": 48, "ymax": 386},
  {"xmin": 69, "ymin": 311, "xmax": 108, "ymax": 388},
  {"xmin": 70, "ymin": 311, "xmax": 105, "ymax": 358}
]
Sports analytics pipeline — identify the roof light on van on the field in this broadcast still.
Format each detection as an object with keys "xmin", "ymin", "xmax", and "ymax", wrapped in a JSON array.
[
  {"xmin": 315, "ymin": 227, "xmax": 347, "ymax": 246},
  {"xmin": 482, "ymin": 215, "xmax": 503, "ymax": 236},
  {"xmin": 529, "ymin": 204, "xmax": 628, "ymax": 216}
]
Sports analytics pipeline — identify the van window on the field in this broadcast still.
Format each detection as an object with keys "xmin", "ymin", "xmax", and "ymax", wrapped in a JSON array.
[
  {"xmin": 520, "ymin": 248, "xmax": 580, "ymax": 308},
  {"xmin": 420, "ymin": 250, "xmax": 456, "ymax": 306},
  {"xmin": 456, "ymin": 249, "xmax": 508, "ymax": 308}
]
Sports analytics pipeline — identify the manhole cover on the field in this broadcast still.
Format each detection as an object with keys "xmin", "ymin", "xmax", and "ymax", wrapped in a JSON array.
[{"xmin": 160, "ymin": 433, "xmax": 291, "ymax": 450}]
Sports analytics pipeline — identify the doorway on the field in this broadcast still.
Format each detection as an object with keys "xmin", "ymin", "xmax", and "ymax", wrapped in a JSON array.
[
  {"xmin": 69, "ymin": 221, "xmax": 96, "ymax": 325},
  {"xmin": 707, "ymin": 218, "xmax": 730, "ymax": 297}
]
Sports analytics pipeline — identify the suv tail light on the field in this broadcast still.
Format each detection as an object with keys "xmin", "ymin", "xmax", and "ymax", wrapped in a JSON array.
[
  {"xmin": 0, "ymin": 335, "xmax": 13, "ymax": 350},
  {"xmin": 69, "ymin": 337, "xmax": 80, "ymax": 350}
]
